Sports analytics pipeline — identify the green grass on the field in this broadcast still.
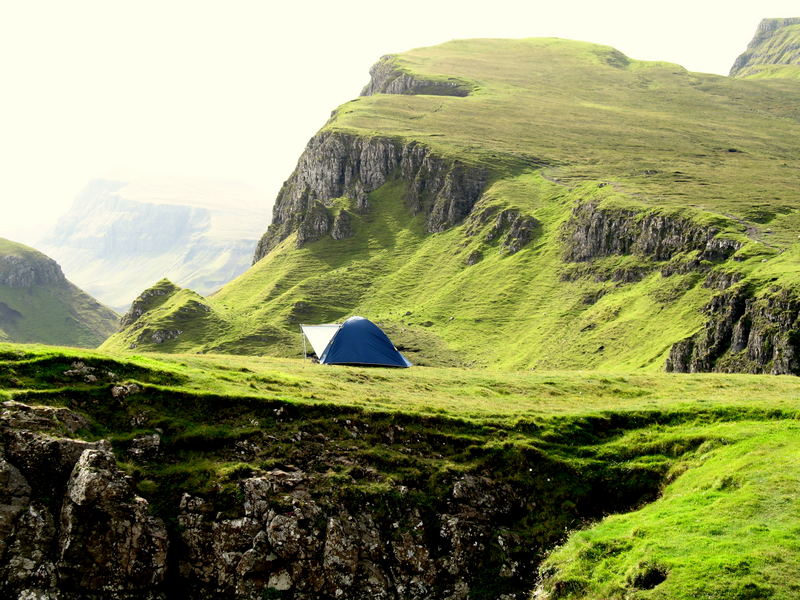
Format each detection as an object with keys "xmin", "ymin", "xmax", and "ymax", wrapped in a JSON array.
[{"xmin": 535, "ymin": 422, "xmax": 800, "ymax": 599}]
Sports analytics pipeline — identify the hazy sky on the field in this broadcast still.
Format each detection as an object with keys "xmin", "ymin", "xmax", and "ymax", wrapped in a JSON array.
[{"xmin": 1, "ymin": 0, "xmax": 797, "ymax": 245}]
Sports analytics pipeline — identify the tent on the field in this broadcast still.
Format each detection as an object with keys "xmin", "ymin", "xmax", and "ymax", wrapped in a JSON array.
[{"xmin": 301, "ymin": 316, "xmax": 412, "ymax": 368}]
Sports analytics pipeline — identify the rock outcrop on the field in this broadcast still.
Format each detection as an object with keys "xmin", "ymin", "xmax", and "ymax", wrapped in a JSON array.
[
  {"xmin": 253, "ymin": 131, "xmax": 488, "ymax": 261},
  {"xmin": 730, "ymin": 17, "xmax": 800, "ymax": 78},
  {"xmin": 0, "ymin": 254, "xmax": 66, "ymax": 289},
  {"xmin": 666, "ymin": 284, "xmax": 800, "ymax": 375},
  {"xmin": 0, "ymin": 394, "xmax": 665, "ymax": 600},
  {"xmin": 0, "ymin": 401, "xmax": 167, "ymax": 600},
  {"xmin": 176, "ymin": 470, "xmax": 533, "ymax": 600},
  {"xmin": 360, "ymin": 55, "xmax": 473, "ymax": 97},
  {"xmin": 120, "ymin": 279, "xmax": 180, "ymax": 329},
  {"xmin": 562, "ymin": 200, "xmax": 740, "ymax": 263}
]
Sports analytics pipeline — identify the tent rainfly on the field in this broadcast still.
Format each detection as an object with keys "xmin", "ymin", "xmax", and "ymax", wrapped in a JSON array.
[{"xmin": 301, "ymin": 316, "xmax": 412, "ymax": 368}]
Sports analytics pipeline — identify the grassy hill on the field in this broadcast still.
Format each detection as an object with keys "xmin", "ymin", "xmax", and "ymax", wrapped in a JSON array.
[
  {"xmin": 105, "ymin": 33, "xmax": 800, "ymax": 374},
  {"xmin": 0, "ymin": 238, "xmax": 118, "ymax": 346},
  {"xmin": 4, "ymin": 342, "xmax": 800, "ymax": 598}
]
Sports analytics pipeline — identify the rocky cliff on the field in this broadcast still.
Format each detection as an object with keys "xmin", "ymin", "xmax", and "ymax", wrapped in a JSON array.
[
  {"xmin": 730, "ymin": 17, "xmax": 800, "ymax": 78},
  {"xmin": 360, "ymin": 55, "xmax": 474, "ymax": 97},
  {"xmin": 666, "ymin": 283, "xmax": 800, "ymax": 375},
  {"xmin": 0, "ymin": 253, "xmax": 65, "ymax": 289},
  {"xmin": 562, "ymin": 200, "xmax": 740, "ymax": 264},
  {"xmin": 253, "ymin": 131, "xmax": 488, "ymax": 261}
]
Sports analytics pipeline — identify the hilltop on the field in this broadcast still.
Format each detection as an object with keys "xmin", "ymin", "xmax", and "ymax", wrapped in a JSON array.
[
  {"xmin": 108, "ymin": 31, "xmax": 800, "ymax": 374},
  {"xmin": 0, "ymin": 238, "xmax": 118, "ymax": 346}
]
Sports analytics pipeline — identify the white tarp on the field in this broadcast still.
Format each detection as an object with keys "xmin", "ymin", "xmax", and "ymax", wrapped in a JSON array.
[{"xmin": 301, "ymin": 324, "xmax": 341, "ymax": 357}]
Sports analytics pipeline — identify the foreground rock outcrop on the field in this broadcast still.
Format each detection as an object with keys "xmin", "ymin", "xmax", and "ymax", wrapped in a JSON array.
[
  {"xmin": 0, "ymin": 402, "xmax": 166, "ymax": 600},
  {"xmin": 0, "ymin": 390, "xmax": 665, "ymax": 600}
]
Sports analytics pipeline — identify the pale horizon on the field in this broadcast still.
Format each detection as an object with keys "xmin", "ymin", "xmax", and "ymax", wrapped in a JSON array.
[{"xmin": 1, "ymin": 0, "xmax": 797, "ymax": 246}]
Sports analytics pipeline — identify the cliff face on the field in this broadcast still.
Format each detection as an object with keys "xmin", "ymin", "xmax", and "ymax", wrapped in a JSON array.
[
  {"xmin": 730, "ymin": 17, "xmax": 800, "ymax": 77},
  {"xmin": 360, "ymin": 55, "xmax": 473, "ymax": 97},
  {"xmin": 253, "ymin": 131, "xmax": 488, "ymax": 261},
  {"xmin": 562, "ymin": 200, "xmax": 740, "ymax": 264},
  {"xmin": 666, "ymin": 285, "xmax": 800, "ymax": 375},
  {"xmin": 0, "ymin": 254, "xmax": 65, "ymax": 288}
]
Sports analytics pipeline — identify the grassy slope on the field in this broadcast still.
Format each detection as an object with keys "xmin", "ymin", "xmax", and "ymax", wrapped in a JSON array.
[
  {"xmin": 102, "ymin": 38, "xmax": 800, "ymax": 370},
  {"xmin": 0, "ymin": 239, "xmax": 118, "ymax": 347},
  {"xmin": 4, "ymin": 342, "xmax": 800, "ymax": 599}
]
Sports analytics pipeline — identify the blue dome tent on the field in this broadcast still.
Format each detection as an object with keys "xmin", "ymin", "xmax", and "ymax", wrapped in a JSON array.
[{"xmin": 301, "ymin": 316, "xmax": 412, "ymax": 368}]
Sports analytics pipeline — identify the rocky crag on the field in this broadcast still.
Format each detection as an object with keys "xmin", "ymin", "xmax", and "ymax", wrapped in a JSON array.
[
  {"xmin": 360, "ymin": 55, "xmax": 474, "ymax": 97},
  {"xmin": 253, "ymin": 131, "xmax": 488, "ymax": 260}
]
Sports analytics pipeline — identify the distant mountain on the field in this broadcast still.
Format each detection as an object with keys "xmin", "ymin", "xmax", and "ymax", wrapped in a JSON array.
[
  {"xmin": 40, "ymin": 177, "xmax": 270, "ymax": 312},
  {"xmin": 0, "ymin": 238, "xmax": 118, "ymax": 346},
  {"xmin": 730, "ymin": 17, "xmax": 800, "ymax": 78}
]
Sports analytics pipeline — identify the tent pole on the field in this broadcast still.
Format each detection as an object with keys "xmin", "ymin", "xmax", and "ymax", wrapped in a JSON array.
[{"xmin": 301, "ymin": 326, "xmax": 307, "ymax": 359}]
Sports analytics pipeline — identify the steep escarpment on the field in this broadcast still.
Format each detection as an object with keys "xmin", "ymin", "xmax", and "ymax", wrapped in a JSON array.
[
  {"xmin": 112, "ymin": 34, "xmax": 800, "ymax": 371},
  {"xmin": 0, "ymin": 239, "xmax": 118, "ymax": 347},
  {"xmin": 253, "ymin": 131, "xmax": 488, "ymax": 260},
  {"xmin": 360, "ymin": 55, "xmax": 474, "ymax": 96},
  {"xmin": 730, "ymin": 17, "xmax": 800, "ymax": 78}
]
